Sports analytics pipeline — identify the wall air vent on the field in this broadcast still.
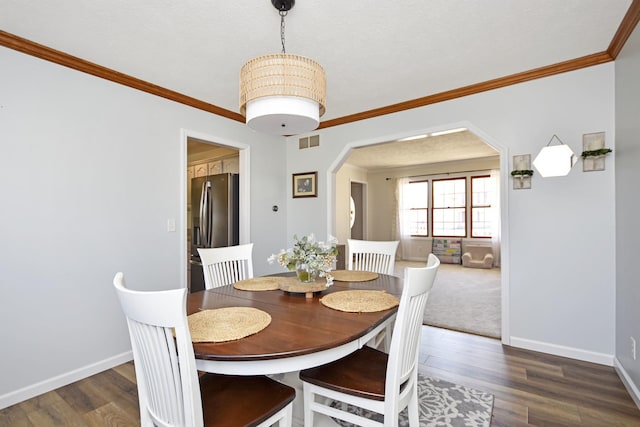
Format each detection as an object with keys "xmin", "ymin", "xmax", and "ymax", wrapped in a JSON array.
[{"xmin": 298, "ymin": 135, "xmax": 320, "ymax": 149}]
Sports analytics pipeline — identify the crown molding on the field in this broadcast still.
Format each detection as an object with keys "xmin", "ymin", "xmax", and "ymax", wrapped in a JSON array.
[
  {"xmin": 608, "ymin": 0, "xmax": 640, "ymax": 58},
  {"xmin": 318, "ymin": 51, "xmax": 613, "ymax": 130},
  {"xmin": 0, "ymin": 30, "xmax": 245, "ymax": 123},
  {"xmin": 3, "ymin": 0, "xmax": 639, "ymax": 131}
]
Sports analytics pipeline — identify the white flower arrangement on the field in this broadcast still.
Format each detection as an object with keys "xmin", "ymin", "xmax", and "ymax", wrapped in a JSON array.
[{"xmin": 268, "ymin": 233, "xmax": 338, "ymax": 283}]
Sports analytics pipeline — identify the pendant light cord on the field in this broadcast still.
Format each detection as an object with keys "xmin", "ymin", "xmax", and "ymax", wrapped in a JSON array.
[{"xmin": 280, "ymin": 9, "xmax": 287, "ymax": 53}]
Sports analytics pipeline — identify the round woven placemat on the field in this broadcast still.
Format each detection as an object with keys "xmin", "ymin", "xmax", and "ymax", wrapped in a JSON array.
[
  {"xmin": 187, "ymin": 307, "xmax": 271, "ymax": 343},
  {"xmin": 330, "ymin": 270, "xmax": 379, "ymax": 282},
  {"xmin": 233, "ymin": 277, "xmax": 281, "ymax": 291},
  {"xmin": 320, "ymin": 290, "xmax": 399, "ymax": 313},
  {"xmin": 278, "ymin": 276, "xmax": 328, "ymax": 293}
]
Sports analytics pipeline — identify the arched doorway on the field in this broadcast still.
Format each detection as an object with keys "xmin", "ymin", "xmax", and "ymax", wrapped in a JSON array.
[{"xmin": 327, "ymin": 124, "xmax": 510, "ymax": 344}]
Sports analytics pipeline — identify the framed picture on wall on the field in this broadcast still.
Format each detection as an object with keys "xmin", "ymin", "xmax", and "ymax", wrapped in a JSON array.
[{"xmin": 292, "ymin": 172, "xmax": 317, "ymax": 198}]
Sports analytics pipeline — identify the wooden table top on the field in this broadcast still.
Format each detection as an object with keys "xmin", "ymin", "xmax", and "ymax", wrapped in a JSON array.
[{"xmin": 187, "ymin": 273, "xmax": 402, "ymax": 363}]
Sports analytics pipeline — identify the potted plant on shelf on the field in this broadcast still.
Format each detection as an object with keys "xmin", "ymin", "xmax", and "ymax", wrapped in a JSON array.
[
  {"xmin": 581, "ymin": 148, "xmax": 612, "ymax": 159},
  {"xmin": 510, "ymin": 169, "xmax": 534, "ymax": 178}
]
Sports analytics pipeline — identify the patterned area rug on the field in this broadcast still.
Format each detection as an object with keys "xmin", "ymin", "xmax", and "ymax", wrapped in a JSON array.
[{"xmin": 330, "ymin": 374, "xmax": 493, "ymax": 427}]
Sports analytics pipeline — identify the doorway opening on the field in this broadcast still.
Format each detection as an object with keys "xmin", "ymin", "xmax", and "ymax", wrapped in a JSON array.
[
  {"xmin": 330, "ymin": 125, "xmax": 508, "ymax": 342},
  {"xmin": 182, "ymin": 132, "xmax": 250, "ymax": 292},
  {"xmin": 350, "ymin": 181, "xmax": 366, "ymax": 240}
]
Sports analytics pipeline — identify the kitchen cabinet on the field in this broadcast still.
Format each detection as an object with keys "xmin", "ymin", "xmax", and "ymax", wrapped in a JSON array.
[
  {"xmin": 194, "ymin": 163, "xmax": 208, "ymax": 178},
  {"xmin": 207, "ymin": 160, "xmax": 222, "ymax": 175},
  {"xmin": 222, "ymin": 157, "xmax": 239, "ymax": 174}
]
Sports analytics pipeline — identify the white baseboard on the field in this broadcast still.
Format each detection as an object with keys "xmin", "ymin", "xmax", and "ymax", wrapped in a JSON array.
[
  {"xmin": 614, "ymin": 357, "xmax": 640, "ymax": 410},
  {"xmin": 0, "ymin": 351, "xmax": 133, "ymax": 410},
  {"xmin": 509, "ymin": 336, "xmax": 614, "ymax": 366}
]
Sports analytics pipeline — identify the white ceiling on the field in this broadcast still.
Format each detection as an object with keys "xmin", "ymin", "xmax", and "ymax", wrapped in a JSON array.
[
  {"xmin": 0, "ymin": 0, "xmax": 632, "ymax": 123},
  {"xmin": 0, "ymin": 1, "xmax": 633, "ymax": 169},
  {"xmin": 345, "ymin": 131, "xmax": 499, "ymax": 170}
]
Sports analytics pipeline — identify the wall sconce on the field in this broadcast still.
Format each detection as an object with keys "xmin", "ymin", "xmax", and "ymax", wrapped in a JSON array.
[{"xmin": 533, "ymin": 134, "xmax": 576, "ymax": 177}]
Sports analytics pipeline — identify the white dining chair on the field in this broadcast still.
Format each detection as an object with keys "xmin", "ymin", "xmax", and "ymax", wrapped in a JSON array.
[
  {"xmin": 347, "ymin": 239, "xmax": 399, "ymax": 276},
  {"xmin": 198, "ymin": 243, "xmax": 254, "ymax": 289},
  {"xmin": 347, "ymin": 239, "xmax": 400, "ymax": 351},
  {"xmin": 113, "ymin": 272, "xmax": 294, "ymax": 427},
  {"xmin": 299, "ymin": 253, "xmax": 440, "ymax": 427}
]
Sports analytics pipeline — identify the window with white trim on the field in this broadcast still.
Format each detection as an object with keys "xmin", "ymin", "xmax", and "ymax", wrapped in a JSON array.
[
  {"xmin": 471, "ymin": 175, "xmax": 493, "ymax": 237},
  {"xmin": 402, "ymin": 180, "xmax": 429, "ymax": 236},
  {"xmin": 432, "ymin": 178, "xmax": 466, "ymax": 237},
  {"xmin": 397, "ymin": 172, "xmax": 495, "ymax": 239}
]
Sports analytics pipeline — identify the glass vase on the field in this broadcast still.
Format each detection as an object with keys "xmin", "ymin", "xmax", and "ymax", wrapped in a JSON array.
[{"xmin": 295, "ymin": 263, "xmax": 318, "ymax": 283}]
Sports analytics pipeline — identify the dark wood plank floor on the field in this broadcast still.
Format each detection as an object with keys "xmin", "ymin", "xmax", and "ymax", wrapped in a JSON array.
[
  {"xmin": 2, "ymin": 326, "xmax": 639, "ymax": 426},
  {"xmin": 419, "ymin": 327, "xmax": 640, "ymax": 427}
]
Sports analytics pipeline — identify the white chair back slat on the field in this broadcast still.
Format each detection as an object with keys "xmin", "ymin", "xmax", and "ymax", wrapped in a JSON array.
[
  {"xmin": 114, "ymin": 271, "xmax": 294, "ymax": 427},
  {"xmin": 198, "ymin": 243, "xmax": 254, "ymax": 289},
  {"xmin": 398, "ymin": 292, "xmax": 428, "ymax": 383},
  {"xmin": 299, "ymin": 253, "xmax": 439, "ymax": 427},
  {"xmin": 215, "ymin": 259, "xmax": 247, "ymax": 284},
  {"xmin": 387, "ymin": 254, "xmax": 440, "ymax": 406},
  {"xmin": 132, "ymin": 320, "xmax": 184, "ymax": 425},
  {"xmin": 347, "ymin": 239, "xmax": 399, "ymax": 276},
  {"xmin": 113, "ymin": 273, "xmax": 204, "ymax": 427},
  {"xmin": 348, "ymin": 239, "xmax": 401, "ymax": 351}
]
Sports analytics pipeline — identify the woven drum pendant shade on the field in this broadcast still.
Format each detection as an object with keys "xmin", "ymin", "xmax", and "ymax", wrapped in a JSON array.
[{"xmin": 240, "ymin": 53, "xmax": 326, "ymax": 135}]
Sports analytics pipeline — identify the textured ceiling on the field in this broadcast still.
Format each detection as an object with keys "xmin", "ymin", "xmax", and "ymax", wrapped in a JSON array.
[
  {"xmin": 345, "ymin": 131, "xmax": 498, "ymax": 170},
  {"xmin": 1, "ymin": 1, "xmax": 634, "ymax": 169},
  {"xmin": 0, "ymin": 0, "xmax": 632, "ymax": 123}
]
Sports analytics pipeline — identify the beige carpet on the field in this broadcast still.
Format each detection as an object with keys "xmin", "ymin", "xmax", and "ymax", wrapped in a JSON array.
[{"xmin": 396, "ymin": 262, "xmax": 501, "ymax": 339}]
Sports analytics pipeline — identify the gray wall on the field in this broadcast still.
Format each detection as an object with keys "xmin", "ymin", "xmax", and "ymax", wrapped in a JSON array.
[
  {"xmin": 615, "ymin": 24, "xmax": 640, "ymax": 398},
  {"xmin": 0, "ymin": 46, "xmax": 288, "ymax": 407},
  {"xmin": 286, "ymin": 63, "xmax": 617, "ymax": 367},
  {"xmin": 2, "ymin": 26, "xmax": 639, "ymax": 408}
]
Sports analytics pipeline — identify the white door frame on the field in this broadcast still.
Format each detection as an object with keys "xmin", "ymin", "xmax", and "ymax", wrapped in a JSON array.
[
  {"xmin": 179, "ymin": 129, "xmax": 251, "ymax": 289},
  {"xmin": 325, "ymin": 122, "xmax": 510, "ymax": 345}
]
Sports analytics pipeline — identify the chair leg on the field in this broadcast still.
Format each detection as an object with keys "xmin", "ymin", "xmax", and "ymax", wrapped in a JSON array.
[
  {"xmin": 257, "ymin": 402, "xmax": 293, "ymax": 427},
  {"xmin": 407, "ymin": 390, "xmax": 419, "ymax": 427},
  {"xmin": 303, "ymin": 383, "xmax": 314, "ymax": 427},
  {"xmin": 279, "ymin": 404, "xmax": 293, "ymax": 426}
]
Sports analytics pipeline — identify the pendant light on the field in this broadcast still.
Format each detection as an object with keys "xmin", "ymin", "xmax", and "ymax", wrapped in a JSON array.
[{"xmin": 239, "ymin": 0, "xmax": 326, "ymax": 136}]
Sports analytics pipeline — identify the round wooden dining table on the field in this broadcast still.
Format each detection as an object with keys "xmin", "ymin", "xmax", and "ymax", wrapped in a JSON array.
[{"xmin": 188, "ymin": 273, "xmax": 403, "ymax": 376}]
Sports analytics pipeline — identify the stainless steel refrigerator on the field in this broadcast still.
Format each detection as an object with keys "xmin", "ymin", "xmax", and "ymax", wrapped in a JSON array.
[{"xmin": 190, "ymin": 173, "xmax": 239, "ymax": 292}]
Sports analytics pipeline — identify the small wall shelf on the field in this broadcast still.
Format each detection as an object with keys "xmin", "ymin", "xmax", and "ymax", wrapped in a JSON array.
[
  {"xmin": 582, "ymin": 132, "xmax": 611, "ymax": 172},
  {"xmin": 512, "ymin": 154, "xmax": 532, "ymax": 189}
]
